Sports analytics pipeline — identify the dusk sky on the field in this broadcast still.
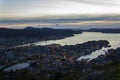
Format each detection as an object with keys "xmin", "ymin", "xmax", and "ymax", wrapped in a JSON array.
[{"xmin": 0, "ymin": 0, "xmax": 120, "ymax": 28}]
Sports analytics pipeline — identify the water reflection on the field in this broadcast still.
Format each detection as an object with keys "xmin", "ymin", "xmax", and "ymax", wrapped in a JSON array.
[
  {"xmin": 34, "ymin": 32, "xmax": 120, "ymax": 61},
  {"xmin": 77, "ymin": 47, "xmax": 110, "ymax": 61},
  {"xmin": 4, "ymin": 63, "xmax": 30, "ymax": 72},
  {"xmin": 4, "ymin": 32, "xmax": 120, "ymax": 71},
  {"xmin": 35, "ymin": 32, "xmax": 120, "ymax": 48}
]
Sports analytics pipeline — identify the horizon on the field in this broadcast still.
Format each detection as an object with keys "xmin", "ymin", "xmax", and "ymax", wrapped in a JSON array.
[{"xmin": 0, "ymin": 15, "xmax": 120, "ymax": 29}]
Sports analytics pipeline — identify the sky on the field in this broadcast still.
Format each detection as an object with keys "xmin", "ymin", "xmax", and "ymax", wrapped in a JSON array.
[{"xmin": 0, "ymin": 0, "xmax": 120, "ymax": 28}]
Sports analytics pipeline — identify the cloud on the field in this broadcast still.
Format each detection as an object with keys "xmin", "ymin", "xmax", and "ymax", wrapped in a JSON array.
[
  {"xmin": 0, "ymin": 0, "xmax": 120, "ymax": 20},
  {"xmin": 68, "ymin": 0, "xmax": 120, "ymax": 6}
]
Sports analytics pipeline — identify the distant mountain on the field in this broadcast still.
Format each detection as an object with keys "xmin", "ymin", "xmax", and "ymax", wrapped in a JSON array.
[
  {"xmin": 0, "ymin": 27, "xmax": 82, "ymax": 38},
  {"xmin": 85, "ymin": 28, "xmax": 120, "ymax": 33}
]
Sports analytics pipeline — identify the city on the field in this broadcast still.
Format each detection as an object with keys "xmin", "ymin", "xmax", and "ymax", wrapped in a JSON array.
[{"xmin": 0, "ymin": 0, "xmax": 120, "ymax": 80}]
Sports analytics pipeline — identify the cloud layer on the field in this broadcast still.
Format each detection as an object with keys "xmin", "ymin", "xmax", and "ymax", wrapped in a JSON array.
[{"xmin": 0, "ymin": 0, "xmax": 120, "ymax": 19}]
